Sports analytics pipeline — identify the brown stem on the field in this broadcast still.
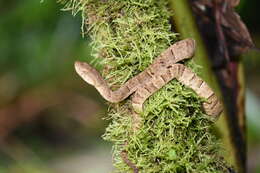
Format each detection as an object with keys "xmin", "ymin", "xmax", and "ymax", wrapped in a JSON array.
[{"xmin": 121, "ymin": 150, "xmax": 139, "ymax": 173}]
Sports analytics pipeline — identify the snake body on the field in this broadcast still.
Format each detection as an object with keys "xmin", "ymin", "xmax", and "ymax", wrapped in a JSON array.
[{"xmin": 75, "ymin": 39, "xmax": 223, "ymax": 118}]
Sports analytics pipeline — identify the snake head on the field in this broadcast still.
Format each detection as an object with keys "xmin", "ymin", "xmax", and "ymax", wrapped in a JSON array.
[{"xmin": 74, "ymin": 61, "xmax": 98, "ymax": 86}]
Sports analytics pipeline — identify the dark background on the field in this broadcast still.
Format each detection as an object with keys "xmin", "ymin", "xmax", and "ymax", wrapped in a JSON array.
[{"xmin": 0, "ymin": 0, "xmax": 259, "ymax": 172}]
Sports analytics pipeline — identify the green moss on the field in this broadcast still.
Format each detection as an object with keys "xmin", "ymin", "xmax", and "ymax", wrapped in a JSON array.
[{"xmin": 59, "ymin": 0, "xmax": 230, "ymax": 172}]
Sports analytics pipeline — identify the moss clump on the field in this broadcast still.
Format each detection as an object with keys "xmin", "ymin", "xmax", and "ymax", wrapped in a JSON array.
[{"xmin": 60, "ymin": 0, "xmax": 230, "ymax": 172}]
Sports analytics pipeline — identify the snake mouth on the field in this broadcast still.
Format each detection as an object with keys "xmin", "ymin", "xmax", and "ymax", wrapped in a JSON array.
[{"xmin": 74, "ymin": 61, "xmax": 96, "ymax": 86}]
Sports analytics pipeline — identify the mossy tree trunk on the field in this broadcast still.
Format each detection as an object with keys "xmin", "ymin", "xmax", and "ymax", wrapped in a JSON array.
[{"xmin": 59, "ymin": 0, "xmax": 240, "ymax": 172}]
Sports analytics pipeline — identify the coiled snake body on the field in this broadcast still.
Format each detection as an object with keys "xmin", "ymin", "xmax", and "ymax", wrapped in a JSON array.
[{"xmin": 75, "ymin": 39, "xmax": 223, "ymax": 118}]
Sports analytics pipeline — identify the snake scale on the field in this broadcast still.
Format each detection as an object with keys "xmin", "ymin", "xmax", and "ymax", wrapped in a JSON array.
[{"xmin": 75, "ymin": 39, "xmax": 223, "ymax": 118}]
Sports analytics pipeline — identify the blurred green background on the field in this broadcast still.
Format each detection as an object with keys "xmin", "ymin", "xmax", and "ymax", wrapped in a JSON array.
[{"xmin": 0, "ymin": 0, "xmax": 259, "ymax": 172}]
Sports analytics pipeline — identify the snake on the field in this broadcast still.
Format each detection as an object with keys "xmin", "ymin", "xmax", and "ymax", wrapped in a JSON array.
[{"xmin": 75, "ymin": 38, "xmax": 223, "ymax": 118}]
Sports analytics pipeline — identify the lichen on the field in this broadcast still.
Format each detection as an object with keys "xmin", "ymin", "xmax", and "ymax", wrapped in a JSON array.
[{"xmin": 59, "ymin": 0, "xmax": 230, "ymax": 172}]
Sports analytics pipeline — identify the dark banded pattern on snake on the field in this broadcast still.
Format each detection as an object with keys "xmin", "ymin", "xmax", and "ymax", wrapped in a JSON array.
[{"xmin": 75, "ymin": 39, "xmax": 223, "ymax": 118}]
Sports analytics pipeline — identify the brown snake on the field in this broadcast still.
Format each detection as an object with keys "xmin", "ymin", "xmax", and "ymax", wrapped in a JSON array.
[{"xmin": 75, "ymin": 39, "xmax": 223, "ymax": 118}]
